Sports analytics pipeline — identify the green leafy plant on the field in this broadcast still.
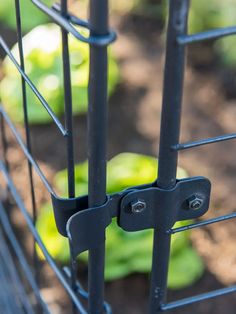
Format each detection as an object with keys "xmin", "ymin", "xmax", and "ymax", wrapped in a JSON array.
[
  {"xmin": 187, "ymin": 0, "xmax": 236, "ymax": 90},
  {"xmin": 0, "ymin": 0, "xmax": 155, "ymax": 31},
  {"xmin": 188, "ymin": 0, "xmax": 236, "ymax": 34},
  {"xmin": 0, "ymin": 1, "xmax": 51, "ymax": 32},
  {"xmin": 37, "ymin": 153, "xmax": 204, "ymax": 289},
  {"xmin": 215, "ymin": 36, "xmax": 236, "ymax": 70},
  {"xmin": 159, "ymin": 0, "xmax": 236, "ymax": 34},
  {"xmin": 0, "ymin": 24, "xmax": 119, "ymax": 124}
]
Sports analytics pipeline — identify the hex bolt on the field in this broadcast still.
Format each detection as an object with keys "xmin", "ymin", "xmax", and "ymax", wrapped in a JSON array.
[
  {"xmin": 188, "ymin": 195, "xmax": 204, "ymax": 210},
  {"xmin": 130, "ymin": 199, "xmax": 147, "ymax": 213}
]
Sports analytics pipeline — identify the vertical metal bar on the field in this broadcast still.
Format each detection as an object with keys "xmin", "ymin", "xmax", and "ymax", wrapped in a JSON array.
[
  {"xmin": 0, "ymin": 114, "xmax": 8, "ymax": 169},
  {"xmin": 69, "ymin": 242, "xmax": 78, "ymax": 314},
  {"xmin": 149, "ymin": 1, "xmax": 189, "ymax": 313},
  {"xmin": 14, "ymin": 0, "xmax": 39, "ymax": 284},
  {"xmin": 60, "ymin": 0, "xmax": 75, "ymax": 199},
  {"xmin": 60, "ymin": 2, "xmax": 77, "ymax": 312},
  {"xmin": 88, "ymin": 0, "xmax": 109, "ymax": 312}
]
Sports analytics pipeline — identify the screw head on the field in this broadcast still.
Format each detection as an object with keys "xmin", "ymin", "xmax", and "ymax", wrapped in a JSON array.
[
  {"xmin": 188, "ymin": 195, "xmax": 204, "ymax": 210},
  {"xmin": 130, "ymin": 199, "xmax": 146, "ymax": 213}
]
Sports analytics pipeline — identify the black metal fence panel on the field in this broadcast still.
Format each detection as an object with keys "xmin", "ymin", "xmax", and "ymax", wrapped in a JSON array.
[{"xmin": 1, "ymin": 0, "xmax": 236, "ymax": 313}]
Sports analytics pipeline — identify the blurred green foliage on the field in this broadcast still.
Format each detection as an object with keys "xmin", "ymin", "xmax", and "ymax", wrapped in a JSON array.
[
  {"xmin": 0, "ymin": 1, "xmax": 51, "ymax": 32},
  {"xmin": 188, "ymin": 0, "xmax": 236, "ymax": 33},
  {"xmin": 216, "ymin": 36, "xmax": 236, "ymax": 69},
  {"xmin": 0, "ymin": 24, "xmax": 119, "ymax": 124},
  {"xmin": 0, "ymin": 0, "xmax": 164, "ymax": 30},
  {"xmin": 37, "ymin": 153, "xmax": 204, "ymax": 289},
  {"xmin": 188, "ymin": 0, "xmax": 236, "ymax": 68}
]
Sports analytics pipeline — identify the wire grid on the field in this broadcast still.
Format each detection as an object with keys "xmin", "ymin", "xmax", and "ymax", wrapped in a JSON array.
[
  {"xmin": 0, "ymin": 0, "xmax": 113, "ymax": 313},
  {"xmin": 1, "ymin": 0, "xmax": 236, "ymax": 313}
]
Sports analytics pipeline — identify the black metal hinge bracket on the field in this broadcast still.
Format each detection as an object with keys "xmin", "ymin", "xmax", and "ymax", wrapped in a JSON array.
[{"xmin": 51, "ymin": 176, "xmax": 211, "ymax": 257}]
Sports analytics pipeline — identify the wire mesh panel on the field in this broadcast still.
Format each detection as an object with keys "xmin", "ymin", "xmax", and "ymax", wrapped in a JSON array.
[
  {"xmin": 0, "ymin": 0, "xmax": 114, "ymax": 312},
  {"xmin": 1, "ymin": 0, "xmax": 236, "ymax": 313}
]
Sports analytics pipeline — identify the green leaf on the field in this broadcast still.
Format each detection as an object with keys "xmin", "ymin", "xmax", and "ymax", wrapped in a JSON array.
[
  {"xmin": 187, "ymin": 0, "xmax": 236, "ymax": 34},
  {"xmin": 0, "ymin": 24, "xmax": 119, "ymax": 124},
  {"xmin": 0, "ymin": 1, "xmax": 51, "ymax": 32},
  {"xmin": 55, "ymin": 152, "xmax": 187, "ymax": 196},
  {"xmin": 215, "ymin": 36, "xmax": 236, "ymax": 69},
  {"xmin": 168, "ymin": 246, "xmax": 204, "ymax": 290},
  {"xmin": 36, "ymin": 204, "xmax": 70, "ymax": 263}
]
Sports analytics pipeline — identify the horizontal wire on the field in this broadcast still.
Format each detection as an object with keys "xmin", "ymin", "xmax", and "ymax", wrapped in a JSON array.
[
  {"xmin": 169, "ymin": 212, "xmax": 236, "ymax": 234},
  {"xmin": 161, "ymin": 284, "xmax": 236, "ymax": 311},
  {"xmin": 0, "ymin": 36, "xmax": 67, "ymax": 136},
  {"xmin": 63, "ymin": 267, "xmax": 112, "ymax": 314},
  {"xmin": 0, "ymin": 107, "xmax": 55, "ymax": 195},
  {"xmin": 0, "ymin": 162, "xmax": 87, "ymax": 314},
  {"xmin": 5, "ymin": 4, "xmax": 236, "ymax": 310},
  {"xmin": 177, "ymin": 25, "xmax": 236, "ymax": 45},
  {"xmin": 172, "ymin": 133, "xmax": 236, "ymax": 151},
  {"xmin": 0, "ymin": 205, "xmax": 50, "ymax": 314},
  {"xmin": 52, "ymin": 3, "xmax": 90, "ymax": 28},
  {"xmin": 31, "ymin": 0, "xmax": 116, "ymax": 47},
  {"xmin": 0, "ymin": 229, "xmax": 35, "ymax": 314},
  {"xmin": 1, "ymin": 1, "xmax": 111, "ymax": 313}
]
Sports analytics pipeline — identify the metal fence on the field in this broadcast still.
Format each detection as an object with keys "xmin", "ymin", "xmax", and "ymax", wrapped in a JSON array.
[{"xmin": 1, "ymin": 0, "xmax": 236, "ymax": 313}]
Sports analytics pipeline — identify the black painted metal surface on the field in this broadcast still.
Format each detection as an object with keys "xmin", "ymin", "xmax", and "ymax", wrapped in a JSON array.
[{"xmin": 1, "ymin": 0, "xmax": 236, "ymax": 313}]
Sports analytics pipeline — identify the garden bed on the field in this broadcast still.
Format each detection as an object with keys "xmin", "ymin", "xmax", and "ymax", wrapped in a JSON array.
[{"xmin": 1, "ymin": 12, "xmax": 236, "ymax": 314}]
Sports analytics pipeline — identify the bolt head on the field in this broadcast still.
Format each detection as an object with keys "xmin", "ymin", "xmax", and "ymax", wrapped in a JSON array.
[
  {"xmin": 188, "ymin": 195, "xmax": 203, "ymax": 210},
  {"xmin": 130, "ymin": 199, "xmax": 146, "ymax": 213}
]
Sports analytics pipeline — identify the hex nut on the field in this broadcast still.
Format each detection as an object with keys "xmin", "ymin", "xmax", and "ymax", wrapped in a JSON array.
[
  {"xmin": 130, "ymin": 199, "xmax": 146, "ymax": 213},
  {"xmin": 188, "ymin": 195, "xmax": 204, "ymax": 210}
]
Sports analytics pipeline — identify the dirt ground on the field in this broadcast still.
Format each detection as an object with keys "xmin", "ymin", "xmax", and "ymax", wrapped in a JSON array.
[{"xmin": 1, "ymin": 12, "xmax": 236, "ymax": 314}]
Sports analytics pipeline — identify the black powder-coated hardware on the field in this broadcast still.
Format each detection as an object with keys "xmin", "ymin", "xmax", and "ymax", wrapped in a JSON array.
[
  {"xmin": 130, "ymin": 199, "xmax": 147, "ymax": 213},
  {"xmin": 119, "ymin": 177, "xmax": 210, "ymax": 232},
  {"xmin": 51, "ymin": 176, "xmax": 210, "ymax": 257},
  {"xmin": 31, "ymin": 0, "xmax": 117, "ymax": 47},
  {"xmin": 187, "ymin": 195, "xmax": 204, "ymax": 211}
]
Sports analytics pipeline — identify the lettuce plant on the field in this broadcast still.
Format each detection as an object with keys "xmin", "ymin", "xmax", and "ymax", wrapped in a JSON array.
[
  {"xmin": 37, "ymin": 153, "xmax": 204, "ymax": 289},
  {"xmin": 0, "ymin": 0, "xmax": 162, "ymax": 30},
  {"xmin": 188, "ymin": 0, "xmax": 236, "ymax": 34},
  {"xmin": 0, "ymin": 24, "xmax": 119, "ymax": 124},
  {"xmin": 187, "ymin": 0, "xmax": 236, "ymax": 87},
  {"xmin": 0, "ymin": 1, "xmax": 51, "ymax": 32}
]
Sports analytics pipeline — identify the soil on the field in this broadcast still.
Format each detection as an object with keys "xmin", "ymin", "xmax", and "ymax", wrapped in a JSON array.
[{"xmin": 1, "ymin": 12, "xmax": 236, "ymax": 314}]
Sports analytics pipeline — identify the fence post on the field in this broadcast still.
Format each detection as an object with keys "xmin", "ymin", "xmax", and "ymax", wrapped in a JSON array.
[
  {"xmin": 88, "ymin": 0, "xmax": 109, "ymax": 313},
  {"xmin": 149, "ymin": 0, "xmax": 190, "ymax": 313}
]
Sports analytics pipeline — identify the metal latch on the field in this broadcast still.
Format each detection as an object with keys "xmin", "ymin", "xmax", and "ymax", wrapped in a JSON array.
[{"xmin": 51, "ymin": 176, "xmax": 211, "ymax": 258}]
